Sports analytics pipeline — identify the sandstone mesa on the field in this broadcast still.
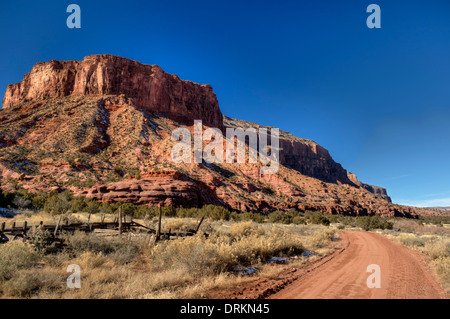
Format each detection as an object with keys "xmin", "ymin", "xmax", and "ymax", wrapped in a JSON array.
[{"xmin": 0, "ymin": 54, "xmax": 427, "ymax": 217}]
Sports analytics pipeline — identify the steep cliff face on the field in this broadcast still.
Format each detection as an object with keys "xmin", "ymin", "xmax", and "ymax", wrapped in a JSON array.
[
  {"xmin": 0, "ymin": 54, "xmax": 408, "ymax": 216},
  {"xmin": 279, "ymin": 139, "xmax": 351, "ymax": 184},
  {"xmin": 347, "ymin": 172, "xmax": 391, "ymax": 202},
  {"xmin": 223, "ymin": 117, "xmax": 392, "ymax": 202},
  {"xmin": 2, "ymin": 54, "xmax": 223, "ymax": 129}
]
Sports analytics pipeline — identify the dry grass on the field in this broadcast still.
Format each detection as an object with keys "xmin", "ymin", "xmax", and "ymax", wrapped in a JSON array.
[
  {"xmin": 150, "ymin": 221, "xmax": 305, "ymax": 275},
  {"xmin": 0, "ymin": 216, "xmax": 337, "ymax": 299},
  {"xmin": 380, "ymin": 221, "xmax": 450, "ymax": 293},
  {"xmin": 430, "ymin": 257, "xmax": 450, "ymax": 293},
  {"xmin": 392, "ymin": 219, "xmax": 450, "ymax": 236}
]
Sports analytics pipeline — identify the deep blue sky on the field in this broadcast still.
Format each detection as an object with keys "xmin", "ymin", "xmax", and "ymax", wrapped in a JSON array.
[{"xmin": 0, "ymin": 0, "xmax": 449, "ymax": 207}]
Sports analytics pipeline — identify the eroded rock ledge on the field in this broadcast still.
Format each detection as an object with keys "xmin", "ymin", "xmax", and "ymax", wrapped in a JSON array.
[{"xmin": 2, "ymin": 54, "xmax": 223, "ymax": 129}]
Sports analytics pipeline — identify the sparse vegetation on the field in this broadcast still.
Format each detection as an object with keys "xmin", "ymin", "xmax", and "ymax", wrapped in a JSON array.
[
  {"xmin": 379, "ymin": 218, "xmax": 450, "ymax": 293},
  {"xmin": 0, "ymin": 210, "xmax": 338, "ymax": 299},
  {"xmin": 151, "ymin": 221, "xmax": 304, "ymax": 275},
  {"xmin": 0, "ymin": 188, "xmax": 448, "ymax": 297}
]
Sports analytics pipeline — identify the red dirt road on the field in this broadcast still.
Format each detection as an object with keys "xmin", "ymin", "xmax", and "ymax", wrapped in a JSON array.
[{"xmin": 270, "ymin": 231, "xmax": 447, "ymax": 299}]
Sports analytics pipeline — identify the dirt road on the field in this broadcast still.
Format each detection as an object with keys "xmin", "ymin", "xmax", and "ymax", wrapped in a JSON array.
[{"xmin": 270, "ymin": 231, "xmax": 447, "ymax": 299}]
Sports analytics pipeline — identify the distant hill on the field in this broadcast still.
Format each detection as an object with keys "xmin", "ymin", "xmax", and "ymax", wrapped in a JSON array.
[{"xmin": 429, "ymin": 207, "xmax": 450, "ymax": 212}]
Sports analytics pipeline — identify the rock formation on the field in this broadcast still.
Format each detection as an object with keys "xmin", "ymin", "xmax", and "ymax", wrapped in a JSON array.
[
  {"xmin": 224, "ymin": 116, "xmax": 391, "ymax": 202},
  {"xmin": 2, "ymin": 54, "xmax": 223, "ymax": 129},
  {"xmin": 0, "ymin": 54, "xmax": 422, "ymax": 217}
]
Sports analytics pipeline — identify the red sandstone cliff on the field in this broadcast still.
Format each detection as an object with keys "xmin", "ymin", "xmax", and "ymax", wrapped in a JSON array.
[
  {"xmin": 223, "ymin": 116, "xmax": 392, "ymax": 202},
  {"xmin": 2, "ymin": 54, "xmax": 223, "ymax": 129},
  {"xmin": 0, "ymin": 54, "xmax": 407, "ymax": 216}
]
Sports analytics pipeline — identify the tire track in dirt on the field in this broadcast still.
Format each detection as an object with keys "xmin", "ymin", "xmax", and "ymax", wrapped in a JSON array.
[{"xmin": 270, "ymin": 231, "xmax": 447, "ymax": 299}]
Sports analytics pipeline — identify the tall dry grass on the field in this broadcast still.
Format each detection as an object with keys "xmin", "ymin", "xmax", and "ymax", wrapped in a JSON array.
[
  {"xmin": 381, "ymin": 223, "xmax": 450, "ymax": 293},
  {"xmin": 0, "ymin": 218, "xmax": 336, "ymax": 299}
]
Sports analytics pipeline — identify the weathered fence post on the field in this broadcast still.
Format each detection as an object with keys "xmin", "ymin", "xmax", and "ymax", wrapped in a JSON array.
[
  {"xmin": 195, "ymin": 216, "xmax": 205, "ymax": 234},
  {"xmin": 54, "ymin": 216, "xmax": 62, "ymax": 237},
  {"xmin": 119, "ymin": 206, "xmax": 123, "ymax": 235},
  {"xmin": 22, "ymin": 221, "xmax": 27, "ymax": 235},
  {"xmin": 87, "ymin": 214, "xmax": 93, "ymax": 232},
  {"xmin": 155, "ymin": 206, "xmax": 162, "ymax": 242}
]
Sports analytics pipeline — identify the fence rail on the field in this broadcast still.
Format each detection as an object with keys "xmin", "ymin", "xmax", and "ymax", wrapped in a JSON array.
[{"xmin": 0, "ymin": 207, "xmax": 205, "ymax": 244}]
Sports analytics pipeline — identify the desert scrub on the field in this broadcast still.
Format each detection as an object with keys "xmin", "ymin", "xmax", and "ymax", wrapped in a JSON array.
[
  {"xmin": 150, "ymin": 221, "xmax": 304, "ymax": 275},
  {"xmin": 229, "ymin": 220, "xmax": 265, "ymax": 238},
  {"xmin": 64, "ymin": 231, "xmax": 140, "ymax": 265},
  {"xmin": 423, "ymin": 237, "xmax": 450, "ymax": 260},
  {"xmin": 396, "ymin": 233, "xmax": 426, "ymax": 248},
  {"xmin": 0, "ymin": 241, "xmax": 39, "ymax": 282},
  {"xmin": 354, "ymin": 215, "xmax": 393, "ymax": 231},
  {"xmin": 163, "ymin": 218, "xmax": 199, "ymax": 233},
  {"xmin": 27, "ymin": 227, "xmax": 58, "ymax": 254},
  {"xmin": 391, "ymin": 218, "xmax": 450, "ymax": 236},
  {"xmin": 382, "ymin": 231, "xmax": 450, "ymax": 293},
  {"xmin": 0, "ymin": 241, "xmax": 46, "ymax": 297},
  {"xmin": 2, "ymin": 270, "xmax": 63, "ymax": 298},
  {"xmin": 430, "ymin": 257, "xmax": 450, "ymax": 293},
  {"xmin": 304, "ymin": 227, "xmax": 337, "ymax": 250},
  {"xmin": 425, "ymin": 238, "xmax": 450, "ymax": 293}
]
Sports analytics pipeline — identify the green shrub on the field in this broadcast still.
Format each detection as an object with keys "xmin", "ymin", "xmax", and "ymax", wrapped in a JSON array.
[
  {"xmin": 2, "ymin": 270, "xmax": 63, "ymax": 297},
  {"xmin": 268, "ymin": 211, "xmax": 292, "ymax": 224},
  {"xmin": 397, "ymin": 234, "xmax": 425, "ymax": 248},
  {"xmin": 44, "ymin": 191, "xmax": 73, "ymax": 215},
  {"xmin": 292, "ymin": 216, "xmax": 306, "ymax": 225},
  {"xmin": 100, "ymin": 202, "xmax": 120, "ymax": 215},
  {"xmin": 355, "ymin": 216, "xmax": 393, "ymax": 231},
  {"xmin": 31, "ymin": 195, "xmax": 47, "ymax": 210},
  {"xmin": 250, "ymin": 213, "xmax": 266, "ymax": 223},
  {"xmin": 204, "ymin": 205, "xmax": 230, "ymax": 220},
  {"xmin": 176, "ymin": 207, "xmax": 199, "ymax": 218},
  {"xmin": 133, "ymin": 205, "xmax": 153, "ymax": 219},
  {"xmin": 27, "ymin": 228, "xmax": 58, "ymax": 255},
  {"xmin": 161, "ymin": 206, "xmax": 176, "ymax": 217},
  {"xmin": 305, "ymin": 211, "xmax": 330, "ymax": 226},
  {"xmin": 71, "ymin": 197, "xmax": 86, "ymax": 213}
]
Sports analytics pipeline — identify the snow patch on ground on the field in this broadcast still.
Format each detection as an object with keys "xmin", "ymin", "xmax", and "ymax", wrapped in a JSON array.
[{"xmin": 0, "ymin": 208, "xmax": 22, "ymax": 218}]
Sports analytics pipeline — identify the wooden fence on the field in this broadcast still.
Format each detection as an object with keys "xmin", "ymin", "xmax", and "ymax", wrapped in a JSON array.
[{"xmin": 0, "ymin": 207, "xmax": 205, "ymax": 244}]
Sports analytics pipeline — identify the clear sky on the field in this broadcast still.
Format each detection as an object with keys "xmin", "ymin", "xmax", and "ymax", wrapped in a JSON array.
[{"xmin": 0, "ymin": 0, "xmax": 449, "ymax": 207}]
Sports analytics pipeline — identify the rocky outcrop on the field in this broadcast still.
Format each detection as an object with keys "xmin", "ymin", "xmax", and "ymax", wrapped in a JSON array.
[
  {"xmin": 278, "ymin": 134, "xmax": 392, "ymax": 202},
  {"xmin": 1, "ymin": 54, "xmax": 413, "ymax": 217},
  {"xmin": 347, "ymin": 172, "xmax": 391, "ymax": 202},
  {"xmin": 224, "ymin": 116, "xmax": 392, "ymax": 202},
  {"xmin": 2, "ymin": 54, "xmax": 223, "ymax": 129},
  {"xmin": 74, "ymin": 171, "xmax": 225, "ymax": 208},
  {"xmin": 279, "ymin": 139, "xmax": 352, "ymax": 185}
]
